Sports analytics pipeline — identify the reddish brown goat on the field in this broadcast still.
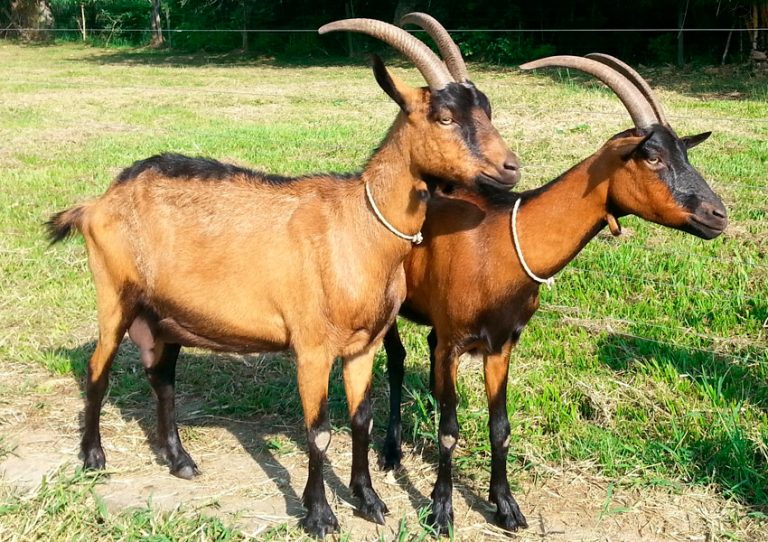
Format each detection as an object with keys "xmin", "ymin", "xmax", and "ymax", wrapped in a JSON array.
[
  {"xmin": 46, "ymin": 18, "xmax": 519, "ymax": 538},
  {"xmin": 381, "ymin": 55, "xmax": 728, "ymax": 534}
]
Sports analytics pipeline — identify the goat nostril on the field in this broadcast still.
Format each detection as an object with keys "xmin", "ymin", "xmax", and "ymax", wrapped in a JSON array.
[
  {"xmin": 711, "ymin": 208, "xmax": 727, "ymax": 219},
  {"xmin": 504, "ymin": 161, "xmax": 519, "ymax": 172}
]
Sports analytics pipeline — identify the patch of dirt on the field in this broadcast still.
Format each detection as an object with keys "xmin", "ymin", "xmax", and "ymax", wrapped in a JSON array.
[{"xmin": 0, "ymin": 362, "xmax": 758, "ymax": 541}]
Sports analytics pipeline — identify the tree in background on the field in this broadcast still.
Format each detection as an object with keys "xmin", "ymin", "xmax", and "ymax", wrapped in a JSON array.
[
  {"xmin": 6, "ymin": 0, "xmax": 768, "ymax": 65},
  {"xmin": 148, "ymin": 0, "xmax": 162, "ymax": 47},
  {"xmin": 2, "ymin": 0, "xmax": 54, "ymax": 39}
]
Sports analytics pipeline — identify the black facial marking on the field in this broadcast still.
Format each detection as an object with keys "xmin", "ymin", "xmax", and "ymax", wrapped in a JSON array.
[
  {"xmin": 631, "ymin": 126, "xmax": 721, "ymax": 213},
  {"xmin": 430, "ymin": 83, "xmax": 491, "ymax": 159}
]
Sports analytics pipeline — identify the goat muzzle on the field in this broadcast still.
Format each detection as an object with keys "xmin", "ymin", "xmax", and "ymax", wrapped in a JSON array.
[
  {"xmin": 477, "ymin": 152, "xmax": 521, "ymax": 189},
  {"xmin": 686, "ymin": 201, "xmax": 728, "ymax": 239}
]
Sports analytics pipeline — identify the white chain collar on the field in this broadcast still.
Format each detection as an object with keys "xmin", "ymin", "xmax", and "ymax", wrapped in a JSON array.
[
  {"xmin": 364, "ymin": 182, "xmax": 423, "ymax": 245},
  {"xmin": 511, "ymin": 198, "xmax": 555, "ymax": 288}
]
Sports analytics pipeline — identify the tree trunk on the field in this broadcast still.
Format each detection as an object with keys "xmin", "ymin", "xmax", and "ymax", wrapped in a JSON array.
[
  {"xmin": 393, "ymin": 0, "xmax": 416, "ymax": 23},
  {"xmin": 677, "ymin": 0, "xmax": 688, "ymax": 66},
  {"xmin": 345, "ymin": 0, "xmax": 355, "ymax": 57},
  {"xmin": 9, "ymin": 0, "xmax": 53, "ymax": 40},
  {"xmin": 79, "ymin": 3, "xmax": 86, "ymax": 40},
  {"xmin": 241, "ymin": 0, "xmax": 249, "ymax": 51},
  {"xmin": 149, "ymin": 0, "xmax": 164, "ymax": 48}
]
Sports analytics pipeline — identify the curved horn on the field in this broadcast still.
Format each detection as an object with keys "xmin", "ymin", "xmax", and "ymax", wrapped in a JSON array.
[
  {"xmin": 319, "ymin": 18, "xmax": 452, "ymax": 90},
  {"xmin": 586, "ymin": 53, "xmax": 668, "ymax": 125},
  {"xmin": 520, "ymin": 55, "xmax": 658, "ymax": 129},
  {"xmin": 400, "ymin": 12, "xmax": 468, "ymax": 82}
]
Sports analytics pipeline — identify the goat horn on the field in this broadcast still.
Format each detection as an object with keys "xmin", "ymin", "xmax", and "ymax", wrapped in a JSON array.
[
  {"xmin": 586, "ymin": 53, "xmax": 668, "ymax": 126},
  {"xmin": 319, "ymin": 18, "xmax": 453, "ymax": 91},
  {"xmin": 399, "ymin": 12, "xmax": 468, "ymax": 83},
  {"xmin": 519, "ymin": 55, "xmax": 658, "ymax": 129}
]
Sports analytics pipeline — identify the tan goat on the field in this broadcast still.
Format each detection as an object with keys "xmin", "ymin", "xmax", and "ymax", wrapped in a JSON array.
[{"xmin": 47, "ymin": 17, "xmax": 519, "ymax": 538}]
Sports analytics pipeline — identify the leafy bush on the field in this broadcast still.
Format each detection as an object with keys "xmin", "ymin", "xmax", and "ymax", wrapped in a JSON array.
[{"xmin": 457, "ymin": 32, "xmax": 555, "ymax": 63}]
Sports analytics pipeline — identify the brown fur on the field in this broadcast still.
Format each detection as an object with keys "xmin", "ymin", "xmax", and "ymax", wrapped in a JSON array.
[
  {"xmin": 48, "ymin": 64, "xmax": 517, "ymax": 536},
  {"xmin": 384, "ymin": 130, "xmax": 727, "ymax": 534}
]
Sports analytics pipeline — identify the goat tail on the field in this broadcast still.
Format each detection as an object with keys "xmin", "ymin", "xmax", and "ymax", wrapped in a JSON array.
[{"xmin": 46, "ymin": 202, "xmax": 91, "ymax": 244}]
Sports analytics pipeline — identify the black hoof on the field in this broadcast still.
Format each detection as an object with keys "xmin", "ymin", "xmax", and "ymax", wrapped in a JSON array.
[
  {"xmin": 427, "ymin": 499, "xmax": 454, "ymax": 536},
  {"xmin": 300, "ymin": 504, "xmax": 339, "ymax": 539},
  {"xmin": 169, "ymin": 453, "xmax": 200, "ymax": 480},
  {"xmin": 354, "ymin": 486, "xmax": 388, "ymax": 524},
  {"xmin": 170, "ymin": 462, "xmax": 200, "ymax": 480},
  {"xmin": 379, "ymin": 440, "xmax": 402, "ymax": 471},
  {"xmin": 491, "ymin": 491, "xmax": 528, "ymax": 531},
  {"xmin": 82, "ymin": 447, "xmax": 106, "ymax": 471}
]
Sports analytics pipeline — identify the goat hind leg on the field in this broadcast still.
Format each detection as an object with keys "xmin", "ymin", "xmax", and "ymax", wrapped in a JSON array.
[
  {"xmin": 81, "ymin": 288, "xmax": 132, "ymax": 471},
  {"xmin": 484, "ymin": 346, "xmax": 527, "ymax": 531},
  {"xmin": 130, "ymin": 316, "xmax": 197, "ymax": 479},
  {"xmin": 381, "ymin": 325, "xmax": 406, "ymax": 470},
  {"xmin": 344, "ymin": 342, "xmax": 387, "ymax": 524}
]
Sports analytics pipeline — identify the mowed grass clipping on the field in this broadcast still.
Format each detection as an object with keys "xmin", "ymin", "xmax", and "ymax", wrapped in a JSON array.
[{"xmin": 1, "ymin": 42, "xmax": 767, "ymax": 537}]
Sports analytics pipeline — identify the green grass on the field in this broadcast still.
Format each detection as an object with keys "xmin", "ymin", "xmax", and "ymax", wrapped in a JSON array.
[
  {"xmin": 0, "ymin": 469, "xmax": 246, "ymax": 541},
  {"xmin": 1, "ymin": 42, "xmax": 767, "ymax": 539}
]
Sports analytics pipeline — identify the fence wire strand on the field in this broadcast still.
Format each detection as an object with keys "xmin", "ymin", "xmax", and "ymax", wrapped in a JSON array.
[{"xmin": 9, "ymin": 27, "xmax": 768, "ymax": 33}]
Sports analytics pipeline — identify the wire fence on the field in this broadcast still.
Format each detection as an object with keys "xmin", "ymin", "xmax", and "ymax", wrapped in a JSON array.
[
  {"xmin": 9, "ymin": 27, "xmax": 768, "ymax": 33},
  {"xmin": 6, "ymin": 39, "xmax": 767, "ymax": 367}
]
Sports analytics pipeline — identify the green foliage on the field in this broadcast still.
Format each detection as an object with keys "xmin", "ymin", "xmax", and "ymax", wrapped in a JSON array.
[
  {"xmin": 648, "ymin": 34, "xmax": 677, "ymax": 64},
  {"xmin": 457, "ymin": 32, "xmax": 556, "ymax": 64},
  {"xmin": 7, "ymin": 0, "xmax": 763, "ymax": 63}
]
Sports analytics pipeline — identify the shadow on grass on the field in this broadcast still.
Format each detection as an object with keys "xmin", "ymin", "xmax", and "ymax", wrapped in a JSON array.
[
  {"xmin": 51, "ymin": 333, "xmax": 499, "ymax": 526},
  {"xmin": 596, "ymin": 331, "xmax": 768, "ymax": 508},
  {"xmin": 64, "ymin": 45, "xmax": 394, "ymax": 70}
]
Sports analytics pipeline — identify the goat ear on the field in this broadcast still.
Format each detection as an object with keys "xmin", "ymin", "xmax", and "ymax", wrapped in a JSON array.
[
  {"xmin": 620, "ymin": 132, "xmax": 654, "ymax": 161},
  {"xmin": 682, "ymin": 131, "xmax": 712, "ymax": 149},
  {"xmin": 371, "ymin": 54, "xmax": 413, "ymax": 114}
]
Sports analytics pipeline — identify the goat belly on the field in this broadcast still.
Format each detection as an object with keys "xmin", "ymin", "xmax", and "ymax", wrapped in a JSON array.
[{"xmin": 155, "ymin": 316, "xmax": 288, "ymax": 353}]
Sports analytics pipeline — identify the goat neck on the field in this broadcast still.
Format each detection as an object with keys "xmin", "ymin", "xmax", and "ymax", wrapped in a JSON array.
[
  {"xmin": 360, "ymin": 116, "xmax": 429, "ymax": 243},
  {"xmin": 512, "ymin": 151, "xmax": 617, "ymax": 280}
]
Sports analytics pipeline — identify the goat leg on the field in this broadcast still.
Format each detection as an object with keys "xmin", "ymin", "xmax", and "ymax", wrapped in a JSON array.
[
  {"xmin": 129, "ymin": 314, "xmax": 198, "ymax": 479},
  {"xmin": 81, "ymin": 277, "xmax": 134, "ymax": 471},
  {"xmin": 297, "ymin": 354, "xmax": 338, "ymax": 538},
  {"xmin": 428, "ymin": 344, "xmax": 459, "ymax": 534},
  {"xmin": 345, "ymin": 343, "xmax": 388, "ymax": 524},
  {"xmin": 381, "ymin": 325, "xmax": 406, "ymax": 470},
  {"xmin": 484, "ymin": 345, "xmax": 528, "ymax": 531}
]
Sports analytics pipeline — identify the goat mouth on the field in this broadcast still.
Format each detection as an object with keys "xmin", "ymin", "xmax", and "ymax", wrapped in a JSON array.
[
  {"xmin": 477, "ymin": 173, "xmax": 513, "ymax": 191},
  {"xmin": 686, "ymin": 215, "xmax": 727, "ymax": 240}
]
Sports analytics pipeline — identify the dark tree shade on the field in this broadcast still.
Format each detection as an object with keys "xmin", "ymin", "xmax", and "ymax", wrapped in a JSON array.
[{"xmin": 3, "ymin": 0, "xmax": 763, "ymax": 64}]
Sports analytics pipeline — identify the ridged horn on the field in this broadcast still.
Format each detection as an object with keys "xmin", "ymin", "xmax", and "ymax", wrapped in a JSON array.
[
  {"xmin": 586, "ymin": 53, "xmax": 668, "ymax": 126},
  {"xmin": 319, "ymin": 18, "xmax": 452, "ymax": 90},
  {"xmin": 400, "ymin": 12, "xmax": 468, "ymax": 82},
  {"xmin": 520, "ymin": 55, "xmax": 658, "ymax": 129}
]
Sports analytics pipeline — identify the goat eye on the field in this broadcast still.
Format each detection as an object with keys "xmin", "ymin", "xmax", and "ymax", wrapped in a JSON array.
[
  {"xmin": 646, "ymin": 157, "xmax": 661, "ymax": 166},
  {"xmin": 438, "ymin": 116, "xmax": 453, "ymax": 126}
]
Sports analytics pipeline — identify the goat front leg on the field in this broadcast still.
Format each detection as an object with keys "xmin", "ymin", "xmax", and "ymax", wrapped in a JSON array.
[
  {"xmin": 344, "ymin": 341, "xmax": 388, "ymax": 523},
  {"xmin": 296, "ymin": 352, "xmax": 338, "ymax": 538},
  {"xmin": 484, "ymin": 344, "xmax": 527, "ymax": 531},
  {"xmin": 428, "ymin": 342, "xmax": 460, "ymax": 534}
]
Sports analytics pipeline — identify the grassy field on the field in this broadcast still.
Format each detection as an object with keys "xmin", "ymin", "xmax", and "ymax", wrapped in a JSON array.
[{"xmin": 1, "ymin": 42, "xmax": 766, "ymax": 540}]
